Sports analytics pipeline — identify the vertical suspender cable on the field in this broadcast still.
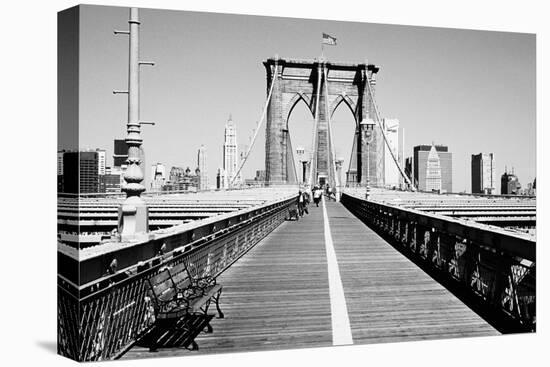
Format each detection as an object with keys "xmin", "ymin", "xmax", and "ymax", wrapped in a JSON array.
[
  {"xmin": 231, "ymin": 64, "xmax": 278, "ymax": 186},
  {"xmin": 287, "ymin": 133, "xmax": 299, "ymax": 184},
  {"xmin": 364, "ymin": 72, "xmax": 416, "ymax": 190},
  {"xmin": 308, "ymin": 63, "xmax": 323, "ymax": 187},
  {"xmin": 323, "ymin": 66, "xmax": 339, "ymax": 191}
]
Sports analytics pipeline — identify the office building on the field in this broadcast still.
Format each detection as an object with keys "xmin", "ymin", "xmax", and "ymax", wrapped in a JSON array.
[
  {"xmin": 113, "ymin": 139, "xmax": 128, "ymax": 167},
  {"xmin": 405, "ymin": 157, "xmax": 413, "ymax": 187},
  {"xmin": 97, "ymin": 150, "xmax": 106, "ymax": 175},
  {"xmin": 61, "ymin": 149, "xmax": 105, "ymax": 193},
  {"xmin": 57, "ymin": 151, "xmax": 64, "ymax": 192},
  {"xmin": 163, "ymin": 166, "xmax": 200, "ymax": 192},
  {"xmin": 102, "ymin": 167, "xmax": 122, "ymax": 193},
  {"xmin": 223, "ymin": 115, "xmax": 240, "ymax": 186},
  {"xmin": 413, "ymin": 144, "xmax": 452, "ymax": 192},
  {"xmin": 217, "ymin": 168, "xmax": 227, "ymax": 190},
  {"xmin": 471, "ymin": 153, "xmax": 496, "ymax": 194},
  {"xmin": 425, "ymin": 145, "xmax": 442, "ymax": 191},
  {"xmin": 197, "ymin": 145, "xmax": 208, "ymax": 190},
  {"xmin": 151, "ymin": 163, "xmax": 166, "ymax": 191},
  {"xmin": 501, "ymin": 169, "xmax": 521, "ymax": 195}
]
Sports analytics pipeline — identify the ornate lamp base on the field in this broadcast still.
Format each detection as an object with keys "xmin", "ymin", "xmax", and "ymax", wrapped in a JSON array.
[{"xmin": 118, "ymin": 196, "xmax": 149, "ymax": 241}]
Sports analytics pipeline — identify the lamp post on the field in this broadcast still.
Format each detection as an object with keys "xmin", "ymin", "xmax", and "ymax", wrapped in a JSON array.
[
  {"xmin": 361, "ymin": 120, "xmax": 375, "ymax": 200},
  {"xmin": 296, "ymin": 146, "xmax": 306, "ymax": 184},
  {"xmin": 113, "ymin": 7, "xmax": 155, "ymax": 240}
]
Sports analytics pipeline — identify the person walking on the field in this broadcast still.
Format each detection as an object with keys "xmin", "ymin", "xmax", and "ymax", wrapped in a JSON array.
[
  {"xmin": 297, "ymin": 189, "xmax": 305, "ymax": 217},
  {"xmin": 326, "ymin": 185, "xmax": 333, "ymax": 201},
  {"xmin": 313, "ymin": 186, "xmax": 322, "ymax": 207},
  {"xmin": 301, "ymin": 190, "xmax": 309, "ymax": 215}
]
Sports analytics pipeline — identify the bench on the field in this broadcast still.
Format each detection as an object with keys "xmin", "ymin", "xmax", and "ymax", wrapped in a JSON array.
[{"xmin": 140, "ymin": 261, "xmax": 223, "ymax": 351}]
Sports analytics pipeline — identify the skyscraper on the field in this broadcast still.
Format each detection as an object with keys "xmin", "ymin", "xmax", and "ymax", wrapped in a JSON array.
[
  {"xmin": 471, "ymin": 153, "xmax": 496, "ymax": 194},
  {"xmin": 61, "ymin": 149, "xmax": 104, "ymax": 193},
  {"xmin": 425, "ymin": 145, "xmax": 442, "ymax": 191},
  {"xmin": 413, "ymin": 144, "xmax": 452, "ymax": 192},
  {"xmin": 113, "ymin": 139, "xmax": 128, "ymax": 168},
  {"xmin": 405, "ymin": 157, "xmax": 413, "ymax": 186},
  {"xmin": 197, "ymin": 145, "xmax": 208, "ymax": 190},
  {"xmin": 382, "ymin": 118, "xmax": 400, "ymax": 188},
  {"xmin": 162, "ymin": 166, "xmax": 200, "ymax": 192},
  {"xmin": 150, "ymin": 163, "xmax": 166, "ymax": 191},
  {"xmin": 216, "ymin": 168, "xmax": 227, "ymax": 190},
  {"xmin": 57, "ymin": 151, "xmax": 64, "ymax": 192},
  {"xmin": 501, "ymin": 169, "xmax": 521, "ymax": 195},
  {"xmin": 103, "ymin": 166, "xmax": 122, "ymax": 193},
  {"xmin": 223, "ymin": 115, "xmax": 239, "ymax": 187},
  {"xmin": 97, "ymin": 150, "xmax": 106, "ymax": 175}
]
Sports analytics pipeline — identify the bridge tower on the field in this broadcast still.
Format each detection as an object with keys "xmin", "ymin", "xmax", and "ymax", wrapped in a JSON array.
[{"xmin": 264, "ymin": 57, "xmax": 384, "ymax": 187}]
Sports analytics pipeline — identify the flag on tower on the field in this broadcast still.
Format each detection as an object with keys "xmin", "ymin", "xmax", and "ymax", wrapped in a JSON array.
[{"xmin": 322, "ymin": 33, "xmax": 337, "ymax": 46}]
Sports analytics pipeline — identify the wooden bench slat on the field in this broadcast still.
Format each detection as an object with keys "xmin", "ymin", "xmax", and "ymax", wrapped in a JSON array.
[{"xmin": 188, "ymin": 284, "xmax": 223, "ymax": 312}]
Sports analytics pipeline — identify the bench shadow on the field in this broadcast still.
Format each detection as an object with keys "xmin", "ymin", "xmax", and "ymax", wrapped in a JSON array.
[
  {"xmin": 35, "ymin": 340, "xmax": 57, "ymax": 354},
  {"xmin": 133, "ymin": 314, "xmax": 215, "ymax": 354}
]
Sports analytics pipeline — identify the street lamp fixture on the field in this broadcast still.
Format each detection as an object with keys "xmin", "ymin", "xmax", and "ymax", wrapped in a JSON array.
[
  {"xmin": 361, "ymin": 119, "xmax": 375, "ymax": 200},
  {"xmin": 296, "ymin": 146, "xmax": 306, "ymax": 184}
]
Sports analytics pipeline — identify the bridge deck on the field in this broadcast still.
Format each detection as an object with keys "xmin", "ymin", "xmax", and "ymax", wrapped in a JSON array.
[{"xmin": 124, "ymin": 199, "xmax": 498, "ymax": 359}]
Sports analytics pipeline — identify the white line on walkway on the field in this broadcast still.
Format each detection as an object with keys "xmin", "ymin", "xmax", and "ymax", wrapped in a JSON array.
[{"xmin": 321, "ymin": 197, "xmax": 354, "ymax": 346}]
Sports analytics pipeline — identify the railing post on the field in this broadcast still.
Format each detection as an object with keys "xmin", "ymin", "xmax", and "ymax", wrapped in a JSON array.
[{"xmin": 410, "ymin": 222, "xmax": 417, "ymax": 253}]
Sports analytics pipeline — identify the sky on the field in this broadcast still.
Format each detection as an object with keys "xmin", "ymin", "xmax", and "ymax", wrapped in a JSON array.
[{"xmin": 75, "ymin": 5, "xmax": 536, "ymax": 193}]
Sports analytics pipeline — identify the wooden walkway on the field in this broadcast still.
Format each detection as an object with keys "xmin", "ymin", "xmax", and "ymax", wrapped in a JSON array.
[{"xmin": 124, "ymin": 199, "xmax": 498, "ymax": 359}]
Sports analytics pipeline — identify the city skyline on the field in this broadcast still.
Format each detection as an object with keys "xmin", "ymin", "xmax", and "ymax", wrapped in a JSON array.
[{"xmin": 71, "ymin": 5, "xmax": 536, "ymax": 193}]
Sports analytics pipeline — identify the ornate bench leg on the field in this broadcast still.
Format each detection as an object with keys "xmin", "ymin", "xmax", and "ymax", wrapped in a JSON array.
[
  {"xmin": 215, "ymin": 290, "xmax": 224, "ymax": 319},
  {"xmin": 190, "ymin": 341, "xmax": 199, "ymax": 351},
  {"xmin": 204, "ymin": 323, "xmax": 213, "ymax": 333}
]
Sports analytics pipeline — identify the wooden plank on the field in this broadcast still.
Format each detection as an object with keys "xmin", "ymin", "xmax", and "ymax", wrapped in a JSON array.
[
  {"xmin": 325, "ymin": 201, "xmax": 499, "ymax": 343},
  {"xmin": 124, "ymin": 204, "xmax": 333, "ymax": 358},
  {"xmin": 123, "ymin": 200, "xmax": 498, "ymax": 359}
]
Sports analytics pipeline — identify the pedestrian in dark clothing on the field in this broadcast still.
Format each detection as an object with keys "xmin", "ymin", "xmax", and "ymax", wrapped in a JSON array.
[
  {"xmin": 297, "ymin": 190, "xmax": 305, "ymax": 216},
  {"xmin": 301, "ymin": 190, "xmax": 309, "ymax": 215}
]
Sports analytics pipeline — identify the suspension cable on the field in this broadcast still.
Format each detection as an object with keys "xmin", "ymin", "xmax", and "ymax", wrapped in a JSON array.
[
  {"xmin": 231, "ymin": 64, "xmax": 278, "ymax": 186},
  {"xmin": 364, "ymin": 71, "xmax": 416, "ymax": 191},
  {"xmin": 308, "ymin": 63, "xmax": 323, "ymax": 187},
  {"xmin": 323, "ymin": 66, "xmax": 340, "ymax": 191},
  {"xmin": 286, "ymin": 133, "xmax": 299, "ymax": 184}
]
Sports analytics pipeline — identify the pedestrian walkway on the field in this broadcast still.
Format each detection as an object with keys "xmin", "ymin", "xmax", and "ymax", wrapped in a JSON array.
[
  {"xmin": 326, "ymin": 200, "xmax": 499, "ymax": 343},
  {"xmin": 123, "ymin": 199, "xmax": 498, "ymax": 359}
]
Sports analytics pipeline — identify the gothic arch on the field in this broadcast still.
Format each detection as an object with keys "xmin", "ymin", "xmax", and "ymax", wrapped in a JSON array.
[
  {"xmin": 330, "ymin": 94, "xmax": 358, "ymax": 125},
  {"xmin": 285, "ymin": 92, "xmax": 314, "ymax": 128},
  {"xmin": 264, "ymin": 57, "xmax": 382, "ymax": 186}
]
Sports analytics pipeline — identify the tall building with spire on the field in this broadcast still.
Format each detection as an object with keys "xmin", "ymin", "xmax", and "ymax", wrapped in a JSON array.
[
  {"xmin": 197, "ymin": 145, "xmax": 208, "ymax": 190},
  {"xmin": 223, "ymin": 115, "xmax": 240, "ymax": 186},
  {"xmin": 413, "ymin": 144, "xmax": 452, "ymax": 192},
  {"xmin": 425, "ymin": 145, "xmax": 442, "ymax": 191}
]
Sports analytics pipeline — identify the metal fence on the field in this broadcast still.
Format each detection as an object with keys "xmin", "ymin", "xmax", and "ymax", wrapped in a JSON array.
[
  {"xmin": 57, "ymin": 196, "xmax": 294, "ymax": 361},
  {"xmin": 340, "ymin": 193, "xmax": 536, "ymax": 332}
]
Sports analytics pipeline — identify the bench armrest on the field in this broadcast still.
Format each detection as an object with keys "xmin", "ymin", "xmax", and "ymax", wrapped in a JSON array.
[
  {"xmin": 155, "ymin": 296, "xmax": 190, "ymax": 314},
  {"xmin": 195, "ymin": 275, "xmax": 216, "ymax": 289}
]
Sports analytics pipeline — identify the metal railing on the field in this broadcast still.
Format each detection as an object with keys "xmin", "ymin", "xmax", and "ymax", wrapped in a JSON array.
[
  {"xmin": 57, "ymin": 196, "xmax": 295, "ymax": 361},
  {"xmin": 340, "ymin": 193, "xmax": 535, "ymax": 332}
]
